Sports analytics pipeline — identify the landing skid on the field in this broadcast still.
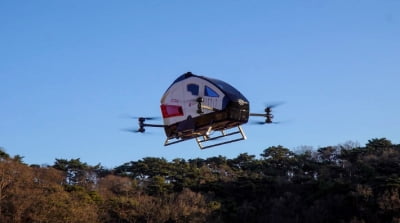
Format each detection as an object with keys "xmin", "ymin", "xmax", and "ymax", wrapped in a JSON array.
[
  {"xmin": 164, "ymin": 125, "xmax": 247, "ymax": 149},
  {"xmin": 164, "ymin": 135, "xmax": 192, "ymax": 147},
  {"xmin": 196, "ymin": 125, "xmax": 247, "ymax": 149}
]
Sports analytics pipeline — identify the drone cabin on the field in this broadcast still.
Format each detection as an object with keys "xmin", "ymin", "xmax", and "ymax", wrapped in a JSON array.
[{"xmin": 160, "ymin": 72, "xmax": 250, "ymax": 148}]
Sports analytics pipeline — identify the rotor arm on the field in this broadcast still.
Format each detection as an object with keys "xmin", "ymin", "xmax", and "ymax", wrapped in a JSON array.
[
  {"xmin": 142, "ymin": 123, "xmax": 165, "ymax": 128},
  {"xmin": 249, "ymin": 113, "xmax": 267, "ymax": 117},
  {"xmin": 249, "ymin": 106, "xmax": 275, "ymax": 124},
  {"xmin": 136, "ymin": 117, "xmax": 165, "ymax": 133}
]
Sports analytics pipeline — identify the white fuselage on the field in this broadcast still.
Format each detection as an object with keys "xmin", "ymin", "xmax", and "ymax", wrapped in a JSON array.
[{"xmin": 160, "ymin": 76, "xmax": 225, "ymax": 126}]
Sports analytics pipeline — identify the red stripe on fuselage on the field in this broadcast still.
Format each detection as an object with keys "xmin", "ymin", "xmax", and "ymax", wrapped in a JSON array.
[{"xmin": 161, "ymin": 104, "xmax": 184, "ymax": 118}]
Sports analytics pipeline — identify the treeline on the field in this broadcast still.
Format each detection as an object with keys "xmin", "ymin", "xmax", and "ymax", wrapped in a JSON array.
[{"xmin": 0, "ymin": 138, "xmax": 399, "ymax": 223}]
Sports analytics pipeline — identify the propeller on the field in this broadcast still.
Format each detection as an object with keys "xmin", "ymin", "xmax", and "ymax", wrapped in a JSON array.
[
  {"xmin": 121, "ymin": 115, "xmax": 163, "ymax": 134},
  {"xmin": 264, "ymin": 101, "xmax": 284, "ymax": 109},
  {"xmin": 249, "ymin": 102, "xmax": 284, "ymax": 125},
  {"xmin": 121, "ymin": 128, "xmax": 146, "ymax": 133},
  {"xmin": 251, "ymin": 120, "xmax": 282, "ymax": 125},
  {"xmin": 120, "ymin": 115, "xmax": 160, "ymax": 121}
]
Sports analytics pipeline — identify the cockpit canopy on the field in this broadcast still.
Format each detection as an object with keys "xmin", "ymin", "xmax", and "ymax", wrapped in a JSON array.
[{"xmin": 166, "ymin": 72, "xmax": 248, "ymax": 104}]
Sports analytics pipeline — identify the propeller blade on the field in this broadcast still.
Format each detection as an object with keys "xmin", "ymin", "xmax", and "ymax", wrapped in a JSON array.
[
  {"xmin": 120, "ymin": 115, "xmax": 160, "ymax": 121},
  {"xmin": 121, "ymin": 128, "xmax": 145, "ymax": 133},
  {"xmin": 142, "ymin": 117, "xmax": 159, "ymax": 121},
  {"xmin": 250, "ymin": 120, "xmax": 285, "ymax": 125},
  {"xmin": 264, "ymin": 101, "xmax": 285, "ymax": 109},
  {"xmin": 250, "ymin": 121, "xmax": 268, "ymax": 125},
  {"xmin": 121, "ymin": 128, "xmax": 137, "ymax": 133},
  {"xmin": 273, "ymin": 119, "xmax": 293, "ymax": 124}
]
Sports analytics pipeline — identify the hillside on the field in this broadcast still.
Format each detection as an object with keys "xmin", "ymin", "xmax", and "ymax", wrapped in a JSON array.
[{"xmin": 0, "ymin": 138, "xmax": 399, "ymax": 223}]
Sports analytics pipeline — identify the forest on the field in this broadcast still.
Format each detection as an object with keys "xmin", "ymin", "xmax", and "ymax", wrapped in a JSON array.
[{"xmin": 0, "ymin": 138, "xmax": 399, "ymax": 223}]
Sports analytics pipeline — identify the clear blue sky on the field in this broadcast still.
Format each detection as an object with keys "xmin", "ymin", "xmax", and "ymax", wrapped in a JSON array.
[{"xmin": 1, "ymin": 1, "xmax": 399, "ymax": 168}]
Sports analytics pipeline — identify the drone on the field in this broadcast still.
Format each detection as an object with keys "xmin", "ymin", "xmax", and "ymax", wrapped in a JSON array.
[{"xmin": 128, "ymin": 72, "xmax": 281, "ymax": 149}]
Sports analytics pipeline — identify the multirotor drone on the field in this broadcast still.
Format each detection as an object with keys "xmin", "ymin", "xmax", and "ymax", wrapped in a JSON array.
[{"xmin": 127, "ymin": 72, "xmax": 281, "ymax": 149}]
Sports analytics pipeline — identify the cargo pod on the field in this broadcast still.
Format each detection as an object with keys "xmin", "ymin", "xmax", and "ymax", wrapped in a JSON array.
[
  {"xmin": 160, "ymin": 72, "xmax": 250, "ymax": 149},
  {"xmin": 133, "ymin": 72, "xmax": 278, "ymax": 149}
]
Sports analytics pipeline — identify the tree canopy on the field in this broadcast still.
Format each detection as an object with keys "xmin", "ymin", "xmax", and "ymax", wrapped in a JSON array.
[{"xmin": 0, "ymin": 137, "xmax": 399, "ymax": 222}]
